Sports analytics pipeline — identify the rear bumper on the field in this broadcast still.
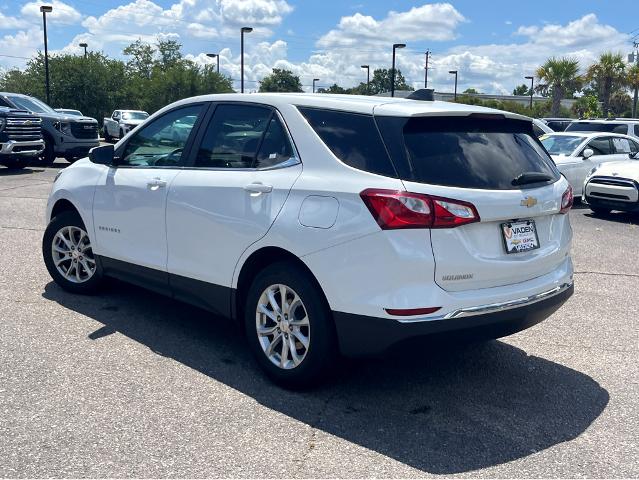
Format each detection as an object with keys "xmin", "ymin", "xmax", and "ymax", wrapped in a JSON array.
[{"xmin": 333, "ymin": 282, "xmax": 573, "ymax": 356}]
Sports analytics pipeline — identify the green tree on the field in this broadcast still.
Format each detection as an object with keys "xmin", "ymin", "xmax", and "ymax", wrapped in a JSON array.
[
  {"xmin": 608, "ymin": 91, "xmax": 632, "ymax": 117},
  {"xmin": 259, "ymin": 68, "xmax": 303, "ymax": 92},
  {"xmin": 585, "ymin": 52, "xmax": 626, "ymax": 115},
  {"xmin": 627, "ymin": 64, "xmax": 639, "ymax": 117},
  {"xmin": 512, "ymin": 84, "xmax": 531, "ymax": 96},
  {"xmin": 123, "ymin": 39, "xmax": 155, "ymax": 79},
  {"xmin": 571, "ymin": 95, "xmax": 602, "ymax": 118},
  {"xmin": 367, "ymin": 68, "xmax": 413, "ymax": 95},
  {"xmin": 318, "ymin": 83, "xmax": 348, "ymax": 94},
  {"xmin": 463, "ymin": 88, "xmax": 479, "ymax": 94},
  {"xmin": 535, "ymin": 57, "xmax": 582, "ymax": 116}
]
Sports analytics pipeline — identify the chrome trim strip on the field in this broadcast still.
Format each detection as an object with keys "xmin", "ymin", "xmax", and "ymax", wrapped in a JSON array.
[{"xmin": 394, "ymin": 282, "xmax": 573, "ymax": 324}]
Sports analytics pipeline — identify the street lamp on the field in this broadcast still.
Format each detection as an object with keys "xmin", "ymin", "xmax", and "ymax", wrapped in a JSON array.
[
  {"xmin": 240, "ymin": 27, "xmax": 253, "ymax": 93},
  {"xmin": 312, "ymin": 78, "xmax": 319, "ymax": 93},
  {"xmin": 79, "ymin": 42, "xmax": 88, "ymax": 58},
  {"xmin": 391, "ymin": 43, "xmax": 406, "ymax": 98},
  {"xmin": 424, "ymin": 50, "xmax": 430, "ymax": 88},
  {"xmin": 361, "ymin": 65, "xmax": 370, "ymax": 94},
  {"xmin": 525, "ymin": 75, "xmax": 534, "ymax": 110},
  {"xmin": 206, "ymin": 53, "xmax": 219, "ymax": 73},
  {"xmin": 40, "ymin": 5, "xmax": 53, "ymax": 105},
  {"xmin": 449, "ymin": 70, "xmax": 458, "ymax": 101}
]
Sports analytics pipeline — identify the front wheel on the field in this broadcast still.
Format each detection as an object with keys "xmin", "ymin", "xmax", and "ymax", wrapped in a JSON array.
[
  {"xmin": 244, "ymin": 261, "xmax": 337, "ymax": 388},
  {"xmin": 103, "ymin": 128, "xmax": 111, "ymax": 143},
  {"xmin": 1, "ymin": 157, "xmax": 28, "ymax": 169},
  {"xmin": 40, "ymin": 137, "xmax": 55, "ymax": 166},
  {"xmin": 42, "ymin": 210, "xmax": 104, "ymax": 294}
]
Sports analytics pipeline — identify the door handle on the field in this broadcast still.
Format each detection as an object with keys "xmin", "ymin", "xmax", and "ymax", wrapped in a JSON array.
[
  {"xmin": 244, "ymin": 183, "xmax": 273, "ymax": 194},
  {"xmin": 147, "ymin": 178, "xmax": 167, "ymax": 190}
]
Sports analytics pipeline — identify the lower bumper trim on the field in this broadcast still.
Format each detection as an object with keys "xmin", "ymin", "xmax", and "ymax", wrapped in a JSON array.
[{"xmin": 332, "ymin": 283, "xmax": 574, "ymax": 356}]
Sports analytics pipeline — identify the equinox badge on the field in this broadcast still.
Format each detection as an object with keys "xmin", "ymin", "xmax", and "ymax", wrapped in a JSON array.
[{"xmin": 520, "ymin": 196, "xmax": 537, "ymax": 208}]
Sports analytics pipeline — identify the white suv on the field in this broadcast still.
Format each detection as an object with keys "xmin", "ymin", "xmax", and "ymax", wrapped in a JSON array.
[{"xmin": 43, "ymin": 93, "xmax": 574, "ymax": 387}]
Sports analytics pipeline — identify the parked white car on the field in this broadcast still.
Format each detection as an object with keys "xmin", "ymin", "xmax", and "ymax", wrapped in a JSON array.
[
  {"xmin": 43, "ymin": 94, "xmax": 574, "ymax": 387},
  {"xmin": 102, "ymin": 110, "xmax": 149, "ymax": 142},
  {"xmin": 583, "ymin": 153, "xmax": 639, "ymax": 214},
  {"xmin": 565, "ymin": 119, "xmax": 639, "ymax": 139},
  {"xmin": 540, "ymin": 132, "xmax": 639, "ymax": 196},
  {"xmin": 532, "ymin": 118, "xmax": 553, "ymax": 137}
]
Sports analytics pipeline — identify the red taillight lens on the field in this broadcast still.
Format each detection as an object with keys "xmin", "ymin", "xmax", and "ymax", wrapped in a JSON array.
[
  {"xmin": 360, "ymin": 189, "xmax": 480, "ymax": 230},
  {"xmin": 385, "ymin": 307, "xmax": 442, "ymax": 316},
  {"xmin": 560, "ymin": 185, "xmax": 573, "ymax": 214}
]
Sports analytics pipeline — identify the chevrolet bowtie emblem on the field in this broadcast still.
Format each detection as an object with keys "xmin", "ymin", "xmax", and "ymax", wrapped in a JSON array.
[{"xmin": 520, "ymin": 196, "xmax": 537, "ymax": 208}]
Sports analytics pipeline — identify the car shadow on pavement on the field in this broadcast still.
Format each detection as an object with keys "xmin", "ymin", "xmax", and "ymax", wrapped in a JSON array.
[
  {"xmin": 584, "ymin": 211, "xmax": 638, "ymax": 225},
  {"xmin": 42, "ymin": 280, "xmax": 609, "ymax": 475},
  {"xmin": 0, "ymin": 167, "xmax": 44, "ymax": 176}
]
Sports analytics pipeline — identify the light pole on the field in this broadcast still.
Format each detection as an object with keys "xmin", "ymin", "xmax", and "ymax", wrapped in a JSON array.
[
  {"xmin": 361, "ymin": 65, "xmax": 370, "ymax": 94},
  {"xmin": 312, "ymin": 78, "xmax": 319, "ymax": 93},
  {"xmin": 79, "ymin": 42, "xmax": 88, "ymax": 58},
  {"xmin": 40, "ymin": 5, "xmax": 52, "ymax": 105},
  {"xmin": 525, "ymin": 75, "xmax": 534, "ymax": 110},
  {"xmin": 240, "ymin": 27, "xmax": 252, "ymax": 93},
  {"xmin": 206, "ymin": 53, "xmax": 219, "ymax": 73},
  {"xmin": 391, "ymin": 43, "xmax": 405, "ymax": 97},
  {"xmin": 449, "ymin": 70, "xmax": 458, "ymax": 101},
  {"xmin": 631, "ymin": 42, "xmax": 639, "ymax": 118},
  {"xmin": 424, "ymin": 50, "xmax": 430, "ymax": 88}
]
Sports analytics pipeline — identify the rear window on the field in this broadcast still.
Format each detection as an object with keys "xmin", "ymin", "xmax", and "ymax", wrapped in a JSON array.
[
  {"xmin": 566, "ymin": 122, "xmax": 628, "ymax": 134},
  {"xmin": 376, "ymin": 116, "xmax": 560, "ymax": 190},
  {"xmin": 298, "ymin": 107, "xmax": 397, "ymax": 177}
]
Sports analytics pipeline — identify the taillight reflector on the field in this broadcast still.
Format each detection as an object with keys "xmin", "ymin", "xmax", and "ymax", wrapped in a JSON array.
[
  {"xmin": 560, "ymin": 185, "xmax": 573, "ymax": 214},
  {"xmin": 360, "ymin": 189, "xmax": 480, "ymax": 230},
  {"xmin": 385, "ymin": 307, "xmax": 442, "ymax": 316}
]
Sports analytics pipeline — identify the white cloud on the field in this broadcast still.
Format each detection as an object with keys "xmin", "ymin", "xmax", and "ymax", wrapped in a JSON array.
[
  {"xmin": 0, "ymin": 11, "xmax": 30, "ymax": 30},
  {"xmin": 20, "ymin": 0, "xmax": 82, "ymax": 25},
  {"xmin": 317, "ymin": 3, "xmax": 466, "ymax": 48}
]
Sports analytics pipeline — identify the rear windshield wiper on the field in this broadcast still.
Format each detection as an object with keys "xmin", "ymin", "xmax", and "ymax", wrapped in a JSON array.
[{"xmin": 511, "ymin": 172, "xmax": 553, "ymax": 186}]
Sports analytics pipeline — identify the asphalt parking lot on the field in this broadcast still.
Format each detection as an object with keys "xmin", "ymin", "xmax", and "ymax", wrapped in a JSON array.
[{"xmin": 0, "ymin": 160, "xmax": 637, "ymax": 478}]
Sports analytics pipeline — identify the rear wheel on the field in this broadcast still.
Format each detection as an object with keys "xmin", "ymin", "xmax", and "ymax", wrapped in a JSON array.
[
  {"xmin": 244, "ymin": 261, "xmax": 337, "ymax": 388},
  {"xmin": 590, "ymin": 206, "xmax": 611, "ymax": 216},
  {"xmin": 42, "ymin": 210, "xmax": 104, "ymax": 294}
]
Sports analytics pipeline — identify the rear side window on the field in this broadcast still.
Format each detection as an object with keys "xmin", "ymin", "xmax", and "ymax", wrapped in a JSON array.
[
  {"xmin": 612, "ymin": 137, "xmax": 633, "ymax": 154},
  {"xmin": 566, "ymin": 122, "xmax": 626, "ymax": 134},
  {"xmin": 376, "ymin": 116, "xmax": 560, "ymax": 190},
  {"xmin": 298, "ymin": 107, "xmax": 397, "ymax": 178}
]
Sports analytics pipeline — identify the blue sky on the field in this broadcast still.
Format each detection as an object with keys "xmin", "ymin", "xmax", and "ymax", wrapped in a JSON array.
[{"xmin": 1, "ymin": 0, "xmax": 637, "ymax": 93}]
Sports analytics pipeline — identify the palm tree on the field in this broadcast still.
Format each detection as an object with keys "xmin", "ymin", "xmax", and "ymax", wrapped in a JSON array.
[
  {"xmin": 627, "ymin": 63, "xmax": 639, "ymax": 118},
  {"xmin": 586, "ymin": 52, "xmax": 626, "ymax": 115},
  {"xmin": 536, "ymin": 57, "xmax": 581, "ymax": 117}
]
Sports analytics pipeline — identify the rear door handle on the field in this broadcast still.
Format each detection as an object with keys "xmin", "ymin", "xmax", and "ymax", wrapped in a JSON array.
[
  {"xmin": 244, "ymin": 183, "xmax": 273, "ymax": 194},
  {"xmin": 147, "ymin": 178, "xmax": 167, "ymax": 190}
]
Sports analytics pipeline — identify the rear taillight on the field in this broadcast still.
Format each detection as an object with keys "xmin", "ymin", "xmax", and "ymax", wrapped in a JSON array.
[
  {"xmin": 360, "ymin": 189, "xmax": 480, "ymax": 230},
  {"xmin": 560, "ymin": 185, "xmax": 573, "ymax": 214}
]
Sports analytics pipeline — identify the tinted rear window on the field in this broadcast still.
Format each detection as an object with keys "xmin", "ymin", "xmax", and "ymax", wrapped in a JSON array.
[
  {"xmin": 566, "ymin": 122, "xmax": 628, "ymax": 134},
  {"xmin": 298, "ymin": 107, "xmax": 397, "ymax": 178},
  {"xmin": 377, "ymin": 116, "xmax": 560, "ymax": 190}
]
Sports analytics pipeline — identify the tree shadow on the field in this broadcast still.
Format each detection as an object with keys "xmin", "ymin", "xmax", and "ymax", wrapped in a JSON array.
[{"xmin": 42, "ymin": 280, "xmax": 609, "ymax": 475}]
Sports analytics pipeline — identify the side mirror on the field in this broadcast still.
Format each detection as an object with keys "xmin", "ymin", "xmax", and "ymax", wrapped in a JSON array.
[
  {"xmin": 582, "ymin": 148, "xmax": 594, "ymax": 159},
  {"xmin": 89, "ymin": 144, "xmax": 114, "ymax": 165}
]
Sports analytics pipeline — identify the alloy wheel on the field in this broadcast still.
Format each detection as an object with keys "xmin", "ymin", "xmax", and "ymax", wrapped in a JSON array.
[
  {"xmin": 255, "ymin": 284, "xmax": 311, "ymax": 370},
  {"xmin": 51, "ymin": 225, "xmax": 96, "ymax": 283}
]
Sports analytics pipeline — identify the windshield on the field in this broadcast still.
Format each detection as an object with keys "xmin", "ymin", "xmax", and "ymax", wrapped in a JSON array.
[
  {"xmin": 8, "ymin": 95, "xmax": 56, "ymax": 114},
  {"xmin": 376, "ymin": 116, "xmax": 560, "ymax": 190},
  {"xmin": 122, "ymin": 112, "xmax": 148, "ymax": 120},
  {"xmin": 60, "ymin": 109, "xmax": 82, "ymax": 116},
  {"xmin": 540, "ymin": 135, "xmax": 584, "ymax": 155}
]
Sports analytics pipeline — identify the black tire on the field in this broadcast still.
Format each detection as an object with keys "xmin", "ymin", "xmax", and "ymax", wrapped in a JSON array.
[
  {"xmin": 42, "ymin": 210, "xmax": 104, "ymax": 294},
  {"xmin": 103, "ymin": 128, "xmax": 111, "ymax": 143},
  {"xmin": 1, "ymin": 157, "xmax": 28, "ymax": 169},
  {"xmin": 590, "ymin": 207, "xmax": 611, "ymax": 216},
  {"xmin": 244, "ymin": 261, "xmax": 337, "ymax": 389},
  {"xmin": 119, "ymin": 128, "xmax": 125, "ymax": 140},
  {"xmin": 64, "ymin": 156, "xmax": 78, "ymax": 164},
  {"xmin": 40, "ymin": 136, "xmax": 55, "ymax": 166}
]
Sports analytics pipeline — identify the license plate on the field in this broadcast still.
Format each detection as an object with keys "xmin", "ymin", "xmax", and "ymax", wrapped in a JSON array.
[{"xmin": 501, "ymin": 220, "xmax": 540, "ymax": 254}]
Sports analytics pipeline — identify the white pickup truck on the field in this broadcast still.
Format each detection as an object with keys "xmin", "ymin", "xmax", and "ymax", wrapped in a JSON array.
[{"xmin": 102, "ymin": 110, "xmax": 149, "ymax": 142}]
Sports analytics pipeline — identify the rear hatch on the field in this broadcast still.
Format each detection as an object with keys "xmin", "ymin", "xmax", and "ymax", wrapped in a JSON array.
[{"xmin": 375, "ymin": 113, "xmax": 572, "ymax": 292}]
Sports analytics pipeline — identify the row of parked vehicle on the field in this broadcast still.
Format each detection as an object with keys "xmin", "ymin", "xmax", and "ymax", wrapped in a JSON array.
[{"xmin": 535, "ymin": 118, "xmax": 639, "ymax": 215}]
